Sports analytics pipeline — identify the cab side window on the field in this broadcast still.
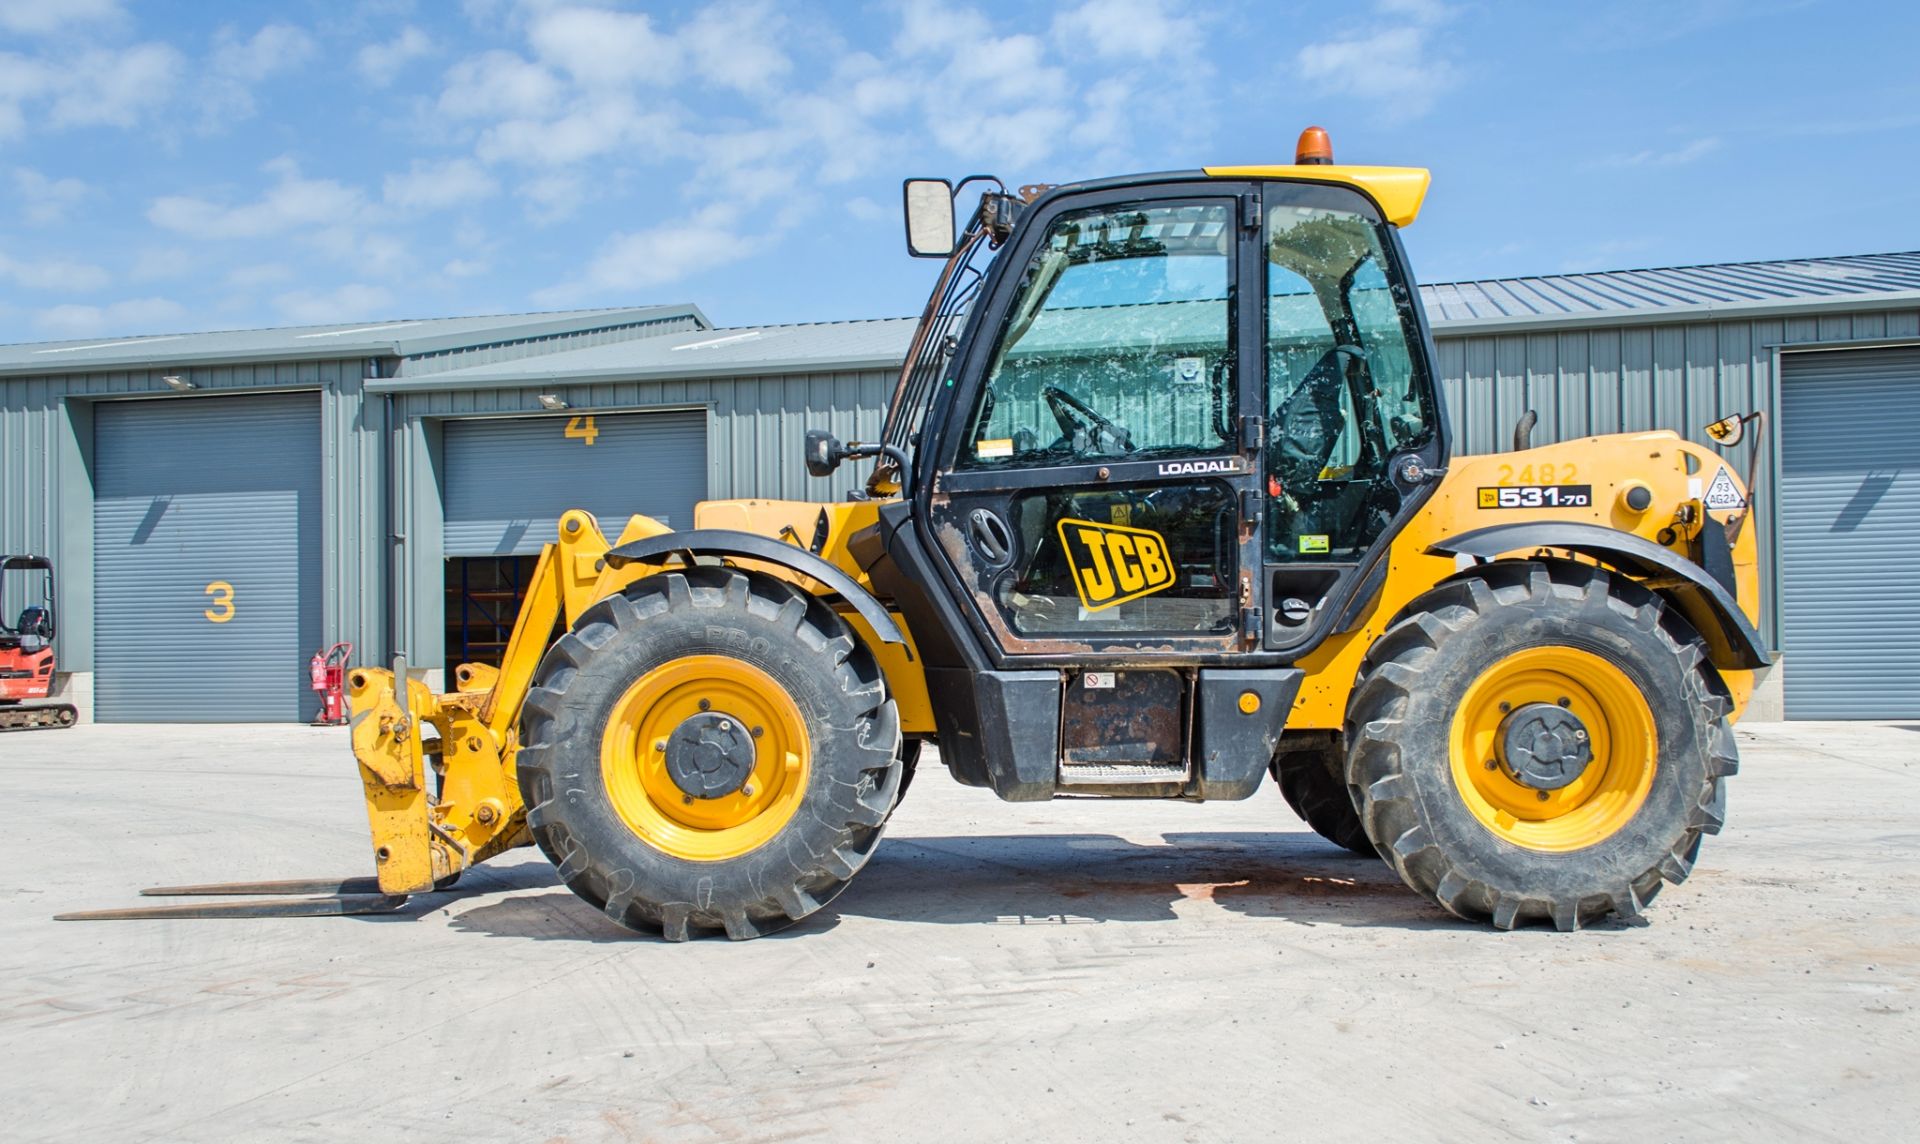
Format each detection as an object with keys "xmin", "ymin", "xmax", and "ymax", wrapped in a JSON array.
[
  {"xmin": 1264, "ymin": 203, "xmax": 1431, "ymax": 562},
  {"xmin": 960, "ymin": 201, "xmax": 1236, "ymax": 468}
]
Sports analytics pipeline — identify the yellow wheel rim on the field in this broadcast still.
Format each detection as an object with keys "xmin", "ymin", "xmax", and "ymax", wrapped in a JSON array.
[
  {"xmin": 601, "ymin": 655, "xmax": 811, "ymax": 862},
  {"xmin": 1449, "ymin": 646, "xmax": 1656, "ymax": 852}
]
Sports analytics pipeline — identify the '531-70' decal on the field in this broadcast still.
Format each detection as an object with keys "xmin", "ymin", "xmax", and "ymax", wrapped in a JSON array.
[{"xmin": 1477, "ymin": 484, "xmax": 1593, "ymax": 509}]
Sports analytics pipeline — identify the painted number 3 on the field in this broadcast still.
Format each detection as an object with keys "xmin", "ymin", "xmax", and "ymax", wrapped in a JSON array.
[
  {"xmin": 565, "ymin": 415, "xmax": 599, "ymax": 446},
  {"xmin": 203, "ymin": 580, "xmax": 235, "ymax": 623}
]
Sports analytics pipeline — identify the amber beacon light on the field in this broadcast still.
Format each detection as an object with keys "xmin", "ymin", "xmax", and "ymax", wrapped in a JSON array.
[{"xmin": 1295, "ymin": 125, "xmax": 1334, "ymax": 165}]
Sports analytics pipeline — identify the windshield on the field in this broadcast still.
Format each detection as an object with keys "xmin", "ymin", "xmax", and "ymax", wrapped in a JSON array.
[{"xmin": 958, "ymin": 201, "xmax": 1235, "ymax": 468}]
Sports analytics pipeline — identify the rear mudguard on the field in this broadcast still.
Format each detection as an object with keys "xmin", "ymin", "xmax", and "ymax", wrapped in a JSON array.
[{"xmin": 1427, "ymin": 521, "xmax": 1772, "ymax": 671}]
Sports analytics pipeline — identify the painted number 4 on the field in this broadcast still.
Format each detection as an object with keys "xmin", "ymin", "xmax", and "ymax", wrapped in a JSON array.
[{"xmin": 565, "ymin": 415, "xmax": 599, "ymax": 446}]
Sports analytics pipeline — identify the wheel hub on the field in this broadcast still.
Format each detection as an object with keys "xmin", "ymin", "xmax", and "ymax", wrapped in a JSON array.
[
  {"xmin": 663, "ymin": 711, "xmax": 758, "ymax": 799},
  {"xmin": 1495, "ymin": 702, "xmax": 1594, "ymax": 791}
]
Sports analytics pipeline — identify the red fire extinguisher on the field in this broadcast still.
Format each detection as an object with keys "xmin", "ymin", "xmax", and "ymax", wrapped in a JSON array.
[{"xmin": 310, "ymin": 642, "xmax": 353, "ymax": 726}]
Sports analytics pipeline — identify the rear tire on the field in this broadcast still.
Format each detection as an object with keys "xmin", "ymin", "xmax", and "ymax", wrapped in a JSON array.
[
  {"xmin": 516, "ymin": 567, "xmax": 902, "ymax": 940},
  {"xmin": 1346, "ymin": 560, "xmax": 1736, "ymax": 931},
  {"xmin": 1272, "ymin": 737, "xmax": 1373, "ymax": 856}
]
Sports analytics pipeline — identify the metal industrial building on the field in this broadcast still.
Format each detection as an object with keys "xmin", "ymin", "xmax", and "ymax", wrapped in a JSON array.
[{"xmin": 2, "ymin": 251, "xmax": 1916, "ymax": 723}]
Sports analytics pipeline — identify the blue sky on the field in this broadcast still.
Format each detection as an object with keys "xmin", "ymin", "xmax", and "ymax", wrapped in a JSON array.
[{"xmin": 1, "ymin": 0, "xmax": 1916, "ymax": 342}]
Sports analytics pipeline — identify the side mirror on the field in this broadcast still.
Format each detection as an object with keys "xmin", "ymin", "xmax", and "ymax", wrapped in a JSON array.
[
  {"xmin": 902, "ymin": 178, "xmax": 955, "ymax": 258},
  {"xmin": 804, "ymin": 429, "xmax": 846, "ymax": 477}
]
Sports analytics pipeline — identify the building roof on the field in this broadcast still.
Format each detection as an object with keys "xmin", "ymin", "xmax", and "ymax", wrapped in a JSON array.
[
  {"xmin": 371, "ymin": 251, "xmax": 1920, "ymax": 390},
  {"xmin": 369, "ymin": 317, "xmax": 922, "ymax": 391},
  {"xmin": 1419, "ymin": 250, "xmax": 1920, "ymax": 332},
  {"xmin": 10, "ymin": 252, "xmax": 1918, "ymax": 389},
  {"xmin": 0, "ymin": 304, "xmax": 709, "ymax": 378}
]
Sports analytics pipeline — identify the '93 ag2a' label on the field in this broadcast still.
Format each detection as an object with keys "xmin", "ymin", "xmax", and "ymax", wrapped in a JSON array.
[{"xmin": 1477, "ymin": 484, "xmax": 1593, "ymax": 509}]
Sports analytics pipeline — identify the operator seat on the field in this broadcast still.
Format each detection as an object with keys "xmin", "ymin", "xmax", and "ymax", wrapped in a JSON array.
[
  {"xmin": 1266, "ymin": 347, "xmax": 1347, "ymax": 500},
  {"xmin": 16, "ymin": 606, "xmax": 51, "ymax": 640}
]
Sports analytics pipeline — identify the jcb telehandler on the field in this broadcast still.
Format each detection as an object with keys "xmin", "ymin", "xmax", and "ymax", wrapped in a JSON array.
[{"xmin": 71, "ymin": 128, "xmax": 1770, "ymax": 937}]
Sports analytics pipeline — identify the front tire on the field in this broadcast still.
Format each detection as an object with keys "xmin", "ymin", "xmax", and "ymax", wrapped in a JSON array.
[
  {"xmin": 1347, "ymin": 561, "xmax": 1737, "ymax": 931},
  {"xmin": 516, "ymin": 567, "xmax": 902, "ymax": 940}
]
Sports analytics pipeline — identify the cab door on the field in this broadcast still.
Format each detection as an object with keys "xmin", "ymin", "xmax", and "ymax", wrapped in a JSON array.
[{"xmin": 925, "ymin": 184, "xmax": 1265, "ymax": 664}]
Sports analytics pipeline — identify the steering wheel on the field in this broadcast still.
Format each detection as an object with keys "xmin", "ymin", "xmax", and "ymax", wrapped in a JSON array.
[{"xmin": 1043, "ymin": 385, "xmax": 1136, "ymax": 453}]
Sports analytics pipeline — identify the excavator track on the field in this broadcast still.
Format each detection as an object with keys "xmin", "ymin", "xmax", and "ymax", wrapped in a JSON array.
[{"xmin": 0, "ymin": 703, "xmax": 77, "ymax": 732}]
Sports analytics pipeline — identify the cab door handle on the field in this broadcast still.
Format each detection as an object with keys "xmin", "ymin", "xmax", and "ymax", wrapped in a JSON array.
[{"xmin": 967, "ymin": 509, "xmax": 1013, "ymax": 566}]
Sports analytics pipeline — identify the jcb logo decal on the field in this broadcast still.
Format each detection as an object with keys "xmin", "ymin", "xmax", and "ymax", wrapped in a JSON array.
[{"xmin": 1056, "ymin": 518, "xmax": 1177, "ymax": 612}]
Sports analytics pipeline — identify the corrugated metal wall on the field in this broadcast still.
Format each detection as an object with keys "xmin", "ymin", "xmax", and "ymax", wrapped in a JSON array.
[
  {"xmin": 387, "ymin": 367, "xmax": 896, "ymax": 664},
  {"xmin": 9, "ymin": 303, "xmax": 1919, "ymax": 696},
  {"xmin": 0, "ymin": 358, "xmax": 383, "ymax": 674},
  {"xmin": 1430, "ymin": 306, "xmax": 1920, "ymax": 645}
]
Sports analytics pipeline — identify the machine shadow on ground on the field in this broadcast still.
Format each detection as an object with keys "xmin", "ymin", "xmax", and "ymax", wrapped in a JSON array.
[{"xmin": 441, "ymin": 831, "xmax": 1480, "ymax": 943}]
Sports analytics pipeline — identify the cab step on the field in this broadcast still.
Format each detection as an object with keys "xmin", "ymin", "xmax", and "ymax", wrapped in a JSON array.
[{"xmin": 1057, "ymin": 761, "xmax": 1189, "ymax": 786}]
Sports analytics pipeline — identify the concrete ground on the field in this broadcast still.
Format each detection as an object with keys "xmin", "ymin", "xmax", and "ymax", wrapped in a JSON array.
[{"xmin": 2, "ymin": 722, "xmax": 1916, "ymax": 1143}]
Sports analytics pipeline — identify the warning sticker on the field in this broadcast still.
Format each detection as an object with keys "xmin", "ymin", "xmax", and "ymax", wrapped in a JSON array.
[{"xmin": 1703, "ymin": 467, "xmax": 1746, "ymax": 511}]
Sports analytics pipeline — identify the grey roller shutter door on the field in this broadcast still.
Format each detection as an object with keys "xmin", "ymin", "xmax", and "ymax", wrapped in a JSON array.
[
  {"xmin": 442, "ymin": 411, "xmax": 707, "ymax": 556},
  {"xmin": 1778, "ymin": 348, "xmax": 1920, "ymax": 718},
  {"xmin": 93, "ymin": 393, "xmax": 322, "ymax": 722}
]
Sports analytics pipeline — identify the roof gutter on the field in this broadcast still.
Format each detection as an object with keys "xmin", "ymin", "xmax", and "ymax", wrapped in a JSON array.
[{"xmin": 364, "ymin": 351, "xmax": 909, "ymax": 393}]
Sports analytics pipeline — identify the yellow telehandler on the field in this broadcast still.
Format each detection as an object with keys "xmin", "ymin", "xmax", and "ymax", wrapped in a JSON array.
[{"xmin": 70, "ymin": 128, "xmax": 1770, "ymax": 938}]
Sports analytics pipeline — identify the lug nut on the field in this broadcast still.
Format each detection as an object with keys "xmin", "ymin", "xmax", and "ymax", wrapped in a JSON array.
[
  {"xmin": 742, "ymin": 785, "xmax": 755, "ymax": 797},
  {"xmin": 1485, "ymin": 760, "xmax": 1498, "ymax": 771},
  {"xmin": 1557, "ymin": 697, "xmax": 1572, "ymax": 708},
  {"xmin": 1498, "ymin": 701, "xmax": 1511, "ymax": 713},
  {"xmin": 682, "ymin": 794, "xmax": 694, "ymax": 805},
  {"xmin": 1536, "ymin": 790, "xmax": 1550, "ymax": 802},
  {"xmin": 653, "ymin": 739, "xmax": 667, "ymax": 752},
  {"xmin": 698, "ymin": 699, "xmax": 711, "ymax": 711},
  {"xmin": 751, "ymin": 726, "xmax": 763, "ymax": 738}
]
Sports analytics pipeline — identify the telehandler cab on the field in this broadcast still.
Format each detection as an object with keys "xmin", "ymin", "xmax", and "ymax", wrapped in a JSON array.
[{"xmin": 67, "ymin": 128, "xmax": 1770, "ymax": 937}]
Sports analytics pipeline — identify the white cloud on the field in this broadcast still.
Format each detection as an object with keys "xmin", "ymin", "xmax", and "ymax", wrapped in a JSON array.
[
  {"xmin": 13, "ymin": 168, "xmax": 91, "ymax": 225},
  {"xmin": 201, "ymin": 23, "xmax": 317, "ymax": 124},
  {"xmin": 477, "ymin": 95, "xmax": 680, "ymax": 167},
  {"xmin": 680, "ymin": 2, "xmax": 792, "ymax": 94},
  {"xmin": 148, "ymin": 159, "xmax": 368, "ymax": 239},
  {"xmin": 0, "ymin": 0, "xmax": 123, "ymax": 35},
  {"xmin": 1296, "ymin": 24, "xmax": 1456, "ymax": 119},
  {"xmin": 516, "ymin": 173, "xmax": 587, "ymax": 224},
  {"xmin": 0, "ymin": 38, "xmax": 181, "ymax": 139},
  {"xmin": 548, "ymin": 204, "xmax": 756, "ymax": 298},
  {"xmin": 47, "ymin": 44, "xmax": 184, "ymax": 131},
  {"xmin": 274, "ymin": 283, "xmax": 396, "ymax": 325},
  {"xmin": 357, "ymin": 26, "xmax": 433, "ymax": 85},
  {"xmin": 1053, "ymin": 0, "xmax": 1187, "ymax": 61},
  {"xmin": 526, "ymin": 5, "xmax": 680, "ymax": 89},
  {"xmin": 34, "ymin": 296, "xmax": 185, "ymax": 336},
  {"xmin": 442, "ymin": 257, "xmax": 489, "ymax": 278},
  {"xmin": 0, "ymin": 250, "xmax": 111, "ymax": 292},
  {"xmin": 1598, "ymin": 136, "xmax": 1722, "ymax": 168},
  {"xmin": 438, "ymin": 50, "xmax": 564, "ymax": 120},
  {"xmin": 383, "ymin": 157, "xmax": 499, "ymax": 211},
  {"xmin": 212, "ymin": 23, "xmax": 316, "ymax": 84}
]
